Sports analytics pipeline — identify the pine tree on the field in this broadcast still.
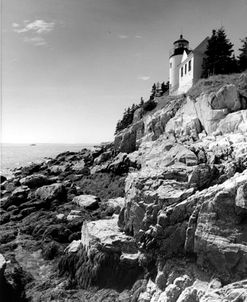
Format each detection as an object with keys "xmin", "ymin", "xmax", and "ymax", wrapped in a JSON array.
[
  {"xmin": 140, "ymin": 97, "xmax": 144, "ymax": 107},
  {"xmin": 151, "ymin": 83, "xmax": 156, "ymax": 95},
  {"xmin": 161, "ymin": 81, "xmax": 169, "ymax": 94},
  {"xmin": 202, "ymin": 27, "xmax": 234, "ymax": 77},
  {"xmin": 238, "ymin": 37, "xmax": 247, "ymax": 72}
]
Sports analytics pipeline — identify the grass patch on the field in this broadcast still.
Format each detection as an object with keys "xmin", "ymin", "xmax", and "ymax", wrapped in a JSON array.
[{"xmin": 187, "ymin": 71, "xmax": 247, "ymax": 99}]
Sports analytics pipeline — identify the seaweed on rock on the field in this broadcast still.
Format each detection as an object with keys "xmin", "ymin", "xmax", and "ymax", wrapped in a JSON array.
[{"xmin": 58, "ymin": 244, "xmax": 143, "ymax": 291}]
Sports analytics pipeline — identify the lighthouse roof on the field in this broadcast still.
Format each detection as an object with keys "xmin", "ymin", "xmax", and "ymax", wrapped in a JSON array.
[
  {"xmin": 169, "ymin": 48, "xmax": 191, "ymax": 58},
  {"xmin": 173, "ymin": 34, "xmax": 189, "ymax": 45}
]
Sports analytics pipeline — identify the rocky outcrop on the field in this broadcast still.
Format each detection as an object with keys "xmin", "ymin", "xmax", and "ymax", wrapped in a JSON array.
[
  {"xmin": 105, "ymin": 197, "xmax": 125, "ymax": 214},
  {"xmin": 138, "ymin": 258, "xmax": 247, "ymax": 302},
  {"xmin": 59, "ymin": 216, "xmax": 143, "ymax": 290},
  {"xmin": 35, "ymin": 183, "xmax": 67, "ymax": 202},
  {"xmin": 81, "ymin": 215, "xmax": 137, "ymax": 253},
  {"xmin": 120, "ymin": 152, "xmax": 247, "ymax": 279},
  {"xmin": 73, "ymin": 194, "xmax": 100, "ymax": 210},
  {"xmin": 114, "ymin": 120, "xmax": 145, "ymax": 153},
  {"xmin": 113, "ymin": 73, "xmax": 247, "ymax": 300},
  {"xmin": 115, "ymin": 74, "xmax": 247, "ymax": 154},
  {"xmin": 20, "ymin": 174, "xmax": 52, "ymax": 188},
  {"xmin": 0, "ymin": 144, "xmax": 131, "ymax": 300}
]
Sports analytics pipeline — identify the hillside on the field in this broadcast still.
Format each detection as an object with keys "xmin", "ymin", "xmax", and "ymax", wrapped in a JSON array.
[{"xmin": 1, "ymin": 72, "xmax": 247, "ymax": 301}]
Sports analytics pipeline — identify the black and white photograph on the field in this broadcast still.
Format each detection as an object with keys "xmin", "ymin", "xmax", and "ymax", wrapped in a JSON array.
[{"xmin": 1, "ymin": 0, "xmax": 247, "ymax": 301}]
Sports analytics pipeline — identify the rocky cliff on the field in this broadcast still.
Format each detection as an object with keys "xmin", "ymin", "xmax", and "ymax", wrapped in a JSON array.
[
  {"xmin": 1, "ymin": 72, "xmax": 247, "ymax": 301},
  {"xmin": 113, "ymin": 72, "xmax": 247, "ymax": 301}
]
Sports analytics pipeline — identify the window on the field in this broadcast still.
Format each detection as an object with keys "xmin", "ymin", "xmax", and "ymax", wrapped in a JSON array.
[
  {"xmin": 170, "ymin": 62, "xmax": 172, "ymax": 68},
  {"xmin": 181, "ymin": 67, "xmax": 183, "ymax": 77},
  {"xmin": 188, "ymin": 60, "xmax": 192, "ymax": 71},
  {"xmin": 185, "ymin": 64, "xmax": 187, "ymax": 74}
]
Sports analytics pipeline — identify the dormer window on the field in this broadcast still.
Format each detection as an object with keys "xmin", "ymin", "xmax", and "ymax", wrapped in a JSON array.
[
  {"xmin": 185, "ymin": 64, "xmax": 187, "ymax": 74},
  {"xmin": 181, "ymin": 67, "xmax": 183, "ymax": 77}
]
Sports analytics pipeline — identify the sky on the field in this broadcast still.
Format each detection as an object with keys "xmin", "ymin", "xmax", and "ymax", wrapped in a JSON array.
[{"xmin": 2, "ymin": 0, "xmax": 247, "ymax": 144}]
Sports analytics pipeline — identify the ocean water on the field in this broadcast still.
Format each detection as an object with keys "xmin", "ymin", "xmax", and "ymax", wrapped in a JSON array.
[{"xmin": 0, "ymin": 143, "xmax": 92, "ymax": 177}]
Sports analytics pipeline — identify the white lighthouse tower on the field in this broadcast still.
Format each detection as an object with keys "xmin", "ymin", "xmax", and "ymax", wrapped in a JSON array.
[{"xmin": 169, "ymin": 35, "xmax": 189, "ymax": 95}]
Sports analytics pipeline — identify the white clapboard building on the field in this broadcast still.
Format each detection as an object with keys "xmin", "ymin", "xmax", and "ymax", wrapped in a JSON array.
[{"xmin": 169, "ymin": 35, "xmax": 208, "ymax": 95}]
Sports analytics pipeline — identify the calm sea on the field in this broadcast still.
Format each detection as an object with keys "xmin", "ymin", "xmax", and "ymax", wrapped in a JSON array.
[{"xmin": 0, "ymin": 143, "xmax": 93, "ymax": 178}]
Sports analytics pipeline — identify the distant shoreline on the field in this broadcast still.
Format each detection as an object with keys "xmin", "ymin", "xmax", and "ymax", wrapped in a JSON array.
[{"xmin": 0, "ymin": 143, "xmax": 96, "ymax": 178}]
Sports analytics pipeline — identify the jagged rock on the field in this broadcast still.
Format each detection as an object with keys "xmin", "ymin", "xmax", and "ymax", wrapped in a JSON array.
[
  {"xmin": 9, "ymin": 186, "xmax": 30, "ymax": 206},
  {"xmin": 73, "ymin": 195, "xmax": 99, "ymax": 210},
  {"xmin": 127, "ymin": 151, "xmax": 142, "ymax": 169},
  {"xmin": 20, "ymin": 162, "xmax": 42, "ymax": 175},
  {"xmin": 121, "ymin": 165, "xmax": 194, "ymax": 236},
  {"xmin": 90, "ymin": 163, "xmax": 109, "ymax": 174},
  {"xmin": 71, "ymin": 159, "xmax": 86, "ymax": 173},
  {"xmin": 155, "ymin": 271, "xmax": 167, "ymax": 291},
  {"xmin": 138, "ymin": 279, "xmax": 156, "ymax": 302},
  {"xmin": 108, "ymin": 153, "xmax": 128, "ymax": 174},
  {"xmin": 156, "ymin": 275, "xmax": 193, "ymax": 302},
  {"xmin": 106, "ymin": 197, "xmax": 125, "ymax": 214},
  {"xmin": 217, "ymin": 109, "xmax": 247, "ymax": 134},
  {"xmin": 188, "ymin": 164, "xmax": 215, "ymax": 189},
  {"xmin": 94, "ymin": 151, "xmax": 112, "ymax": 165},
  {"xmin": 119, "ymin": 290, "xmax": 131, "ymax": 302},
  {"xmin": 165, "ymin": 86, "xmax": 242, "ymax": 136},
  {"xmin": 133, "ymin": 108, "xmax": 144, "ymax": 123},
  {"xmin": 114, "ymin": 121, "xmax": 144, "ymax": 153},
  {"xmin": 35, "ymin": 183, "xmax": 67, "ymax": 201},
  {"xmin": 194, "ymin": 171, "xmax": 247, "ymax": 278},
  {"xmin": 20, "ymin": 174, "xmax": 51, "ymax": 188},
  {"xmin": 48, "ymin": 164, "xmax": 69, "ymax": 175},
  {"xmin": 208, "ymin": 278, "xmax": 222, "ymax": 290},
  {"xmin": 200, "ymin": 279, "xmax": 247, "ymax": 302},
  {"xmin": 176, "ymin": 287, "xmax": 199, "ymax": 302},
  {"xmin": 81, "ymin": 215, "xmax": 137, "ymax": 253},
  {"xmin": 1, "ymin": 180, "xmax": 16, "ymax": 194},
  {"xmin": 212, "ymin": 84, "xmax": 241, "ymax": 112},
  {"xmin": 235, "ymin": 183, "xmax": 247, "ymax": 211}
]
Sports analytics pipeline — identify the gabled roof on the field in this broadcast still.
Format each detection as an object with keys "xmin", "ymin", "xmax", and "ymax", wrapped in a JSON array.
[
  {"xmin": 193, "ymin": 37, "xmax": 209, "ymax": 54},
  {"xmin": 178, "ymin": 37, "xmax": 209, "ymax": 67}
]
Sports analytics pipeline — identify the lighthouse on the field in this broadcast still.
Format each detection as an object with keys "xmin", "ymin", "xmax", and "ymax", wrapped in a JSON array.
[{"xmin": 169, "ymin": 35, "xmax": 190, "ymax": 95}]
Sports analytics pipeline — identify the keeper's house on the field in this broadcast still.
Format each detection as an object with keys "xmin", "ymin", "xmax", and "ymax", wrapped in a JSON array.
[{"xmin": 169, "ymin": 35, "xmax": 208, "ymax": 95}]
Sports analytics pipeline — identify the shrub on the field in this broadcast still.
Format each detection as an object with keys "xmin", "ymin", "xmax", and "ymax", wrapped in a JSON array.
[{"xmin": 142, "ymin": 99, "xmax": 157, "ymax": 112}]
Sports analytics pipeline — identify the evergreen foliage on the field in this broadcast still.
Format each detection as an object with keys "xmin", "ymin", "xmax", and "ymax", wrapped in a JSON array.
[
  {"xmin": 238, "ymin": 37, "xmax": 247, "ymax": 72},
  {"xmin": 161, "ymin": 81, "xmax": 169, "ymax": 94},
  {"xmin": 202, "ymin": 28, "xmax": 236, "ymax": 77},
  {"xmin": 115, "ymin": 81, "xmax": 169, "ymax": 134},
  {"xmin": 142, "ymin": 99, "xmax": 157, "ymax": 112},
  {"xmin": 115, "ymin": 103, "xmax": 139, "ymax": 133}
]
